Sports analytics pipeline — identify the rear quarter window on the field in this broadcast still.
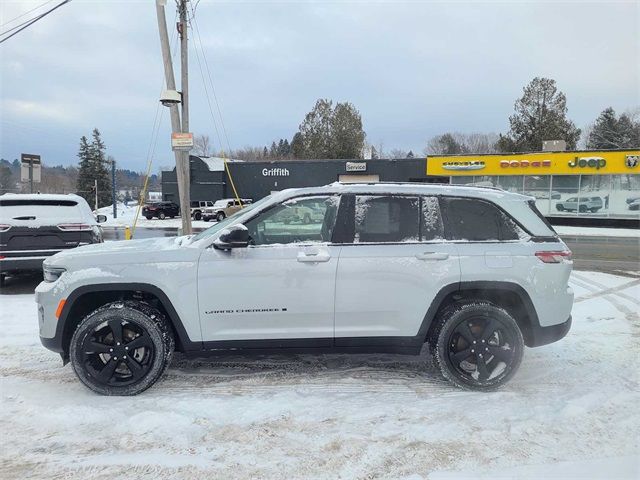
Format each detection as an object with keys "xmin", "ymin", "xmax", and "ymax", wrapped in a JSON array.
[{"xmin": 440, "ymin": 197, "xmax": 522, "ymax": 241}]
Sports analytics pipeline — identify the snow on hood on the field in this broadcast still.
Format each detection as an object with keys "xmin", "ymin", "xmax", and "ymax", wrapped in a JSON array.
[{"xmin": 49, "ymin": 236, "xmax": 188, "ymax": 262}]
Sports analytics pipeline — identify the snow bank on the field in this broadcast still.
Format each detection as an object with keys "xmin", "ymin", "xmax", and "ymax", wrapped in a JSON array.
[
  {"xmin": 1, "ymin": 272, "xmax": 638, "ymax": 479},
  {"xmin": 96, "ymin": 203, "xmax": 211, "ymax": 229}
]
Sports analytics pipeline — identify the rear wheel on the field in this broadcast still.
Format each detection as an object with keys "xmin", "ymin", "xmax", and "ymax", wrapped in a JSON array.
[
  {"xmin": 429, "ymin": 300, "xmax": 524, "ymax": 391},
  {"xmin": 579, "ymin": 205, "xmax": 587, "ymax": 213},
  {"xmin": 70, "ymin": 301, "xmax": 174, "ymax": 395},
  {"xmin": 159, "ymin": 212, "xmax": 166, "ymax": 220},
  {"xmin": 193, "ymin": 211, "xmax": 202, "ymax": 221},
  {"xmin": 216, "ymin": 212, "xmax": 225, "ymax": 222},
  {"xmin": 556, "ymin": 205, "xmax": 564, "ymax": 211},
  {"xmin": 145, "ymin": 215, "xmax": 153, "ymax": 220}
]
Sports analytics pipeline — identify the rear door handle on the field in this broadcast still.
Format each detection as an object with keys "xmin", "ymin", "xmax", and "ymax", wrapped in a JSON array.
[
  {"xmin": 297, "ymin": 252, "xmax": 331, "ymax": 263},
  {"xmin": 415, "ymin": 252, "xmax": 449, "ymax": 261}
]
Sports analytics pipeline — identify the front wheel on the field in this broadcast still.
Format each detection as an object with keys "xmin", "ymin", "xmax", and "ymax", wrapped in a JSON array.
[
  {"xmin": 145, "ymin": 216, "xmax": 153, "ymax": 220},
  {"xmin": 159, "ymin": 212, "xmax": 166, "ymax": 220},
  {"xmin": 69, "ymin": 301, "xmax": 174, "ymax": 395},
  {"xmin": 193, "ymin": 211, "xmax": 202, "ymax": 221},
  {"xmin": 216, "ymin": 212, "xmax": 225, "ymax": 222},
  {"xmin": 429, "ymin": 300, "xmax": 524, "ymax": 391}
]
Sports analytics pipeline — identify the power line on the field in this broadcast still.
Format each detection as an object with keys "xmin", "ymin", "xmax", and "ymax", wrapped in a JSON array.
[
  {"xmin": 0, "ymin": 0, "xmax": 56, "ymax": 28},
  {"xmin": 0, "ymin": 0, "xmax": 72, "ymax": 45}
]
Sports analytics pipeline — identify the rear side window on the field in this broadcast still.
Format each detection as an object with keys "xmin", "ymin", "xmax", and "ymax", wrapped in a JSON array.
[
  {"xmin": 355, "ymin": 195, "xmax": 419, "ymax": 243},
  {"xmin": 441, "ymin": 197, "xmax": 521, "ymax": 241}
]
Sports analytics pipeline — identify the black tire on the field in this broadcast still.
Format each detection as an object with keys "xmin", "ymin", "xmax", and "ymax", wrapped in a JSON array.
[
  {"xmin": 145, "ymin": 216, "xmax": 153, "ymax": 220},
  {"xmin": 429, "ymin": 300, "xmax": 524, "ymax": 391},
  {"xmin": 579, "ymin": 205, "xmax": 587, "ymax": 213},
  {"xmin": 216, "ymin": 212, "xmax": 225, "ymax": 222},
  {"xmin": 556, "ymin": 205, "xmax": 564, "ymax": 211},
  {"xmin": 69, "ymin": 301, "xmax": 174, "ymax": 396},
  {"xmin": 0, "ymin": 274, "xmax": 5, "ymax": 288},
  {"xmin": 159, "ymin": 212, "xmax": 166, "ymax": 220},
  {"xmin": 194, "ymin": 211, "xmax": 202, "ymax": 221}
]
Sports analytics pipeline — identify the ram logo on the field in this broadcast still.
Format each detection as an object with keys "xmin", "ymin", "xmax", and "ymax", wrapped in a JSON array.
[{"xmin": 626, "ymin": 155, "xmax": 639, "ymax": 168}]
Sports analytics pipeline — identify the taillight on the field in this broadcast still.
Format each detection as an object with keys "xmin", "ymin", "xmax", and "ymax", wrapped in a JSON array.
[
  {"xmin": 57, "ymin": 224, "xmax": 92, "ymax": 231},
  {"xmin": 0, "ymin": 224, "xmax": 11, "ymax": 232},
  {"xmin": 535, "ymin": 250, "xmax": 572, "ymax": 264}
]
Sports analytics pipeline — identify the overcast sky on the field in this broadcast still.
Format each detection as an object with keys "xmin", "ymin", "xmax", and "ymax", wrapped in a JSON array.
[{"xmin": 0, "ymin": 0, "xmax": 638, "ymax": 171}]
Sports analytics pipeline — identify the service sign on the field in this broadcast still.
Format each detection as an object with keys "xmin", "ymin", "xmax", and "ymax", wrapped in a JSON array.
[
  {"xmin": 426, "ymin": 150, "xmax": 640, "ymax": 176},
  {"xmin": 346, "ymin": 161, "xmax": 367, "ymax": 172}
]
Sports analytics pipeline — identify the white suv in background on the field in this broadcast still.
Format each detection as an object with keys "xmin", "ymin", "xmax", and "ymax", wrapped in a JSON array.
[{"xmin": 36, "ymin": 183, "xmax": 573, "ymax": 395}]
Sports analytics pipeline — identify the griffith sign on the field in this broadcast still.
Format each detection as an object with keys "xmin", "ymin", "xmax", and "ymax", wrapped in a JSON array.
[{"xmin": 171, "ymin": 132, "xmax": 194, "ymax": 151}]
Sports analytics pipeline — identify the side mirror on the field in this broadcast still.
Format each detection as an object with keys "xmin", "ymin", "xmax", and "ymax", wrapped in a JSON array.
[
  {"xmin": 213, "ymin": 224, "xmax": 249, "ymax": 250},
  {"xmin": 96, "ymin": 214, "xmax": 107, "ymax": 223}
]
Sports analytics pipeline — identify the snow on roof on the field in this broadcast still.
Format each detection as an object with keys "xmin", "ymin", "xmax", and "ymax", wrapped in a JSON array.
[
  {"xmin": 0, "ymin": 193, "xmax": 85, "ymax": 201},
  {"xmin": 198, "ymin": 156, "xmax": 243, "ymax": 172}
]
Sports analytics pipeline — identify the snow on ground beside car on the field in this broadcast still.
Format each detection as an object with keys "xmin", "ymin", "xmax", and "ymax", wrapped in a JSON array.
[
  {"xmin": 554, "ymin": 225, "xmax": 639, "ymax": 238},
  {"xmin": 1, "ymin": 272, "xmax": 638, "ymax": 479},
  {"xmin": 96, "ymin": 203, "xmax": 211, "ymax": 229}
]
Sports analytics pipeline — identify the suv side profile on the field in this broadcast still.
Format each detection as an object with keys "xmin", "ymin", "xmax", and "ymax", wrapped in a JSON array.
[
  {"xmin": 190, "ymin": 200, "xmax": 214, "ymax": 221},
  {"xmin": 36, "ymin": 184, "xmax": 573, "ymax": 395},
  {"xmin": 202, "ymin": 198, "xmax": 253, "ymax": 222},
  {"xmin": 556, "ymin": 196, "xmax": 603, "ymax": 213},
  {"xmin": 142, "ymin": 201, "xmax": 180, "ymax": 220}
]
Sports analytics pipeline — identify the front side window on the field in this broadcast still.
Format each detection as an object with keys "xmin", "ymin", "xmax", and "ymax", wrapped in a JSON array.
[
  {"xmin": 440, "ymin": 197, "xmax": 522, "ymax": 241},
  {"xmin": 245, "ymin": 196, "xmax": 339, "ymax": 246}
]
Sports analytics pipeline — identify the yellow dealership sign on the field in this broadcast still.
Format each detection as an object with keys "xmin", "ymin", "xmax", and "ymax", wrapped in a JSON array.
[{"xmin": 426, "ymin": 150, "xmax": 640, "ymax": 176}]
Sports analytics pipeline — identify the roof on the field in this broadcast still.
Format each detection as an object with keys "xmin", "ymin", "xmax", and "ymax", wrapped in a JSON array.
[
  {"xmin": 198, "ymin": 156, "xmax": 243, "ymax": 172},
  {"xmin": 270, "ymin": 182, "xmax": 532, "ymax": 203},
  {"xmin": 0, "ymin": 193, "xmax": 85, "ymax": 201}
]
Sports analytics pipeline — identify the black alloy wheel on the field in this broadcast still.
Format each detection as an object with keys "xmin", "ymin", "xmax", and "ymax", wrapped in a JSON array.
[
  {"xmin": 70, "ymin": 301, "xmax": 174, "ymax": 395},
  {"xmin": 431, "ymin": 301, "xmax": 524, "ymax": 390}
]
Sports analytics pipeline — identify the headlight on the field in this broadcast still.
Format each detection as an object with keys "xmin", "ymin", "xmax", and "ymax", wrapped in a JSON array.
[{"xmin": 43, "ymin": 266, "xmax": 66, "ymax": 283}]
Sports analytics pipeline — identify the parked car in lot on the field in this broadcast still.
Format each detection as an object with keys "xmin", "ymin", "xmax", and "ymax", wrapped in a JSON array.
[
  {"xmin": 202, "ymin": 198, "xmax": 252, "ymax": 222},
  {"xmin": 142, "ymin": 201, "xmax": 179, "ymax": 220},
  {"xmin": 628, "ymin": 199, "xmax": 640, "ymax": 211},
  {"xmin": 555, "ymin": 196, "xmax": 603, "ymax": 213},
  {"xmin": 36, "ymin": 183, "xmax": 573, "ymax": 395},
  {"xmin": 190, "ymin": 200, "xmax": 214, "ymax": 221},
  {"xmin": 1, "ymin": 193, "xmax": 105, "ymax": 285}
]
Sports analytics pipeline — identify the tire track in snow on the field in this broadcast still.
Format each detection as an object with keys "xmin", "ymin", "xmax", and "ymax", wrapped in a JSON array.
[{"xmin": 571, "ymin": 273, "xmax": 639, "ymax": 315}]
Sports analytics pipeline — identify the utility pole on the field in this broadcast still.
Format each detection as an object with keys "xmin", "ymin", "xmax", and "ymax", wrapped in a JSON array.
[
  {"xmin": 178, "ymin": 0, "xmax": 192, "ymax": 234},
  {"xmin": 109, "ymin": 156, "xmax": 117, "ymax": 219},
  {"xmin": 94, "ymin": 179, "xmax": 98, "ymax": 211},
  {"xmin": 155, "ymin": 0, "xmax": 192, "ymax": 235}
]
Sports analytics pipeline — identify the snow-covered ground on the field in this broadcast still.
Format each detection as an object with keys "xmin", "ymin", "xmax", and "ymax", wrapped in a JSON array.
[
  {"xmin": 96, "ymin": 203, "xmax": 211, "ymax": 230},
  {"xmin": 1, "ymin": 271, "xmax": 638, "ymax": 479}
]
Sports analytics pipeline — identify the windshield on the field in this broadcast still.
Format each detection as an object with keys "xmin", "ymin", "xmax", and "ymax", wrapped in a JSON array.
[{"xmin": 191, "ymin": 194, "xmax": 273, "ymax": 242}]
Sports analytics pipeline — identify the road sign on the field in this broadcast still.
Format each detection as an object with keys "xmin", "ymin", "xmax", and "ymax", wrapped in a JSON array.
[
  {"xmin": 21, "ymin": 154, "xmax": 41, "ymax": 184},
  {"xmin": 171, "ymin": 132, "xmax": 193, "ymax": 151}
]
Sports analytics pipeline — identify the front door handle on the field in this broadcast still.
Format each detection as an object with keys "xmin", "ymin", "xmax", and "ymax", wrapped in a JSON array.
[
  {"xmin": 415, "ymin": 252, "xmax": 449, "ymax": 261},
  {"xmin": 297, "ymin": 252, "xmax": 331, "ymax": 263}
]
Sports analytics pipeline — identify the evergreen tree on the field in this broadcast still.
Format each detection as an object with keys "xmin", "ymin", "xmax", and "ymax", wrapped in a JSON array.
[
  {"xmin": 296, "ymin": 98, "xmax": 366, "ymax": 159},
  {"xmin": 406, "ymin": 150, "xmax": 414, "ymax": 158},
  {"xmin": 262, "ymin": 146, "xmax": 268, "ymax": 158},
  {"xmin": 75, "ymin": 129, "xmax": 111, "ymax": 209},
  {"xmin": 269, "ymin": 141, "xmax": 278, "ymax": 158},
  {"xmin": 587, "ymin": 108, "xmax": 640, "ymax": 149},
  {"xmin": 498, "ymin": 77, "xmax": 581, "ymax": 152},
  {"xmin": 76, "ymin": 135, "xmax": 94, "ymax": 206},
  {"xmin": 290, "ymin": 132, "xmax": 304, "ymax": 158}
]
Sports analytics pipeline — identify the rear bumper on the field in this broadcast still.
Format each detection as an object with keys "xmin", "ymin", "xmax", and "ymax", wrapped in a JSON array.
[
  {"xmin": 0, "ymin": 255, "xmax": 52, "ymax": 274},
  {"xmin": 527, "ymin": 315, "xmax": 572, "ymax": 348}
]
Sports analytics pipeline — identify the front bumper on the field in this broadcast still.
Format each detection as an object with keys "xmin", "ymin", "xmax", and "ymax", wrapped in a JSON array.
[{"xmin": 527, "ymin": 315, "xmax": 572, "ymax": 347}]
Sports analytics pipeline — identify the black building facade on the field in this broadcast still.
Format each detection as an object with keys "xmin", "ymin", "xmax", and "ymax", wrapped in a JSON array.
[{"xmin": 162, "ymin": 156, "xmax": 445, "ymax": 203}]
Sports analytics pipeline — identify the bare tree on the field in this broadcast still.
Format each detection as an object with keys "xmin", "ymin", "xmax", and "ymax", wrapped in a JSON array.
[
  {"xmin": 424, "ymin": 132, "xmax": 499, "ymax": 155},
  {"xmin": 389, "ymin": 148, "xmax": 408, "ymax": 159},
  {"xmin": 194, "ymin": 134, "xmax": 212, "ymax": 157}
]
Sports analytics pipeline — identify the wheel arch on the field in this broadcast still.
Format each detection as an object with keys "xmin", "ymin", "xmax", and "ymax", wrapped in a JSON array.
[
  {"xmin": 421, "ymin": 281, "xmax": 540, "ymax": 348},
  {"xmin": 57, "ymin": 283, "xmax": 200, "ymax": 360}
]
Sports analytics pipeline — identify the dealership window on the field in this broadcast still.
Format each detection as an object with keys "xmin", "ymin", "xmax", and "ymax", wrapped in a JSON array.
[
  {"xmin": 440, "ymin": 197, "xmax": 521, "ymax": 241},
  {"xmin": 354, "ymin": 195, "xmax": 420, "ymax": 243},
  {"xmin": 244, "ymin": 196, "xmax": 338, "ymax": 245}
]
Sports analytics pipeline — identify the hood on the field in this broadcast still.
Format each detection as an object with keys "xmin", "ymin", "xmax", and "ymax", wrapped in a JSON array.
[{"xmin": 45, "ymin": 235, "xmax": 197, "ymax": 267}]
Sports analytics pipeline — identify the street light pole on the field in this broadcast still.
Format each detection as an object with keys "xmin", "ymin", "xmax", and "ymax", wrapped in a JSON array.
[{"xmin": 155, "ymin": 0, "xmax": 192, "ymax": 235}]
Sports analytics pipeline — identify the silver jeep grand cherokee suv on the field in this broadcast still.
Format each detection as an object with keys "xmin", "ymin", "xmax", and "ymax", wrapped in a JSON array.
[{"xmin": 36, "ymin": 183, "xmax": 573, "ymax": 395}]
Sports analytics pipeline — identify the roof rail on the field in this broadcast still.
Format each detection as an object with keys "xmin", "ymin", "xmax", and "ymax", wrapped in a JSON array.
[{"xmin": 329, "ymin": 181, "xmax": 504, "ymax": 191}]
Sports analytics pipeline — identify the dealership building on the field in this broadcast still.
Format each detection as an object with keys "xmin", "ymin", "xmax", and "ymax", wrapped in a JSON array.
[{"xmin": 161, "ymin": 149, "xmax": 640, "ymax": 221}]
